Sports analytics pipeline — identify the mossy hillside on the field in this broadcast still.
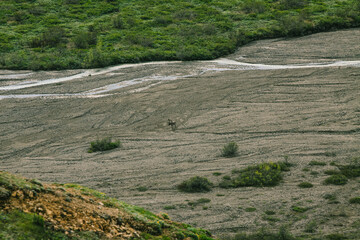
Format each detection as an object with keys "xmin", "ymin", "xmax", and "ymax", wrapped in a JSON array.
[
  {"xmin": 0, "ymin": 171, "xmax": 44, "ymax": 193},
  {"xmin": 1, "ymin": 0, "xmax": 360, "ymax": 70},
  {"xmin": 0, "ymin": 171, "xmax": 216, "ymax": 240}
]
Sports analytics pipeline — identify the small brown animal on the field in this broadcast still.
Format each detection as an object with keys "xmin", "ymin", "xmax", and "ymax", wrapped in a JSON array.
[{"xmin": 168, "ymin": 119, "xmax": 177, "ymax": 131}]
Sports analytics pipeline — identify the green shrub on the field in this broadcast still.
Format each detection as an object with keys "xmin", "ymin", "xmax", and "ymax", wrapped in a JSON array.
[
  {"xmin": 231, "ymin": 226, "xmax": 296, "ymax": 240},
  {"xmin": 324, "ymin": 174, "xmax": 348, "ymax": 185},
  {"xmin": 245, "ymin": 207, "xmax": 256, "ymax": 212},
  {"xmin": 221, "ymin": 142, "xmax": 238, "ymax": 158},
  {"xmin": 188, "ymin": 198, "xmax": 211, "ymax": 207},
  {"xmin": 264, "ymin": 210, "xmax": 276, "ymax": 215},
  {"xmin": 291, "ymin": 205, "xmax": 308, "ymax": 213},
  {"xmin": 32, "ymin": 214, "xmax": 45, "ymax": 227},
  {"xmin": 279, "ymin": 0, "xmax": 308, "ymax": 10},
  {"xmin": 163, "ymin": 205, "xmax": 176, "ymax": 210},
  {"xmin": 177, "ymin": 176, "xmax": 213, "ymax": 193},
  {"xmin": 112, "ymin": 14, "xmax": 125, "ymax": 29},
  {"xmin": 73, "ymin": 31, "xmax": 97, "ymax": 49},
  {"xmin": 349, "ymin": 197, "xmax": 360, "ymax": 204},
  {"xmin": 136, "ymin": 186, "xmax": 148, "ymax": 192},
  {"xmin": 29, "ymin": 27, "xmax": 66, "ymax": 48},
  {"xmin": 324, "ymin": 169, "xmax": 341, "ymax": 175},
  {"xmin": 326, "ymin": 233, "xmax": 348, "ymax": 240},
  {"xmin": 88, "ymin": 137, "xmax": 120, "ymax": 153},
  {"xmin": 323, "ymin": 193, "xmax": 335, "ymax": 199},
  {"xmin": 338, "ymin": 165, "xmax": 360, "ymax": 178},
  {"xmin": 242, "ymin": 0, "xmax": 267, "ymax": 14},
  {"xmin": 298, "ymin": 182, "xmax": 313, "ymax": 188},
  {"xmin": 309, "ymin": 161, "xmax": 327, "ymax": 166},
  {"xmin": 220, "ymin": 162, "xmax": 289, "ymax": 188},
  {"xmin": 304, "ymin": 220, "xmax": 317, "ymax": 233}
]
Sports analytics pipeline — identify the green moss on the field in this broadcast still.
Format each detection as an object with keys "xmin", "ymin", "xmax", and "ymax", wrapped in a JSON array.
[{"xmin": 0, "ymin": 171, "xmax": 43, "ymax": 192}]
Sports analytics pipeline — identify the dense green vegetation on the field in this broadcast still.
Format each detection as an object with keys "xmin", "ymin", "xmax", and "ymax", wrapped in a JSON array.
[
  {"xmin": 221, "ymin": 142, "xmax": 239, "ymax": 157},
  {"xmin": 88, "ymin": 137, "xmax": 120, "ymax": 153},
  {"xmin": 0, "ymin": 0, "xmax": 359, "ymax": 70},
  {"xmin": 219, "ymin": 161, "xmax": 292, "ymax": 188},
  {"xmin": 178, "ymin": 176, "xmax": 214, "ymax": 193}
]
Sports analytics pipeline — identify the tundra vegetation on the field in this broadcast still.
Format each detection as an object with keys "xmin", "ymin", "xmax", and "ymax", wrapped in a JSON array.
[
  {"xmin": 88, "ymin": 137, "xmax": 120, "ymax": 153},
  {"xmin": 0, "ymin": 171, "xmax": 216, "ymax": 240},
  {"xmin": 0, "ymin": 0, "xmax": 360, "ymax": 70}
]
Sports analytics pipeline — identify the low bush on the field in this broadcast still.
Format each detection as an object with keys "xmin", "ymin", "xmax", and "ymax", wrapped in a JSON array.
[
  {"xmin": 88, "ymin": 138, "xmax": 120, "ymax": 153},
  {"xmin": 304, "ymin": 220, "xmax": 317, "ymax": 233},
  {"xmin": 279, "ymin": 0, "xmax": 308, "ymax": 10},
  {"xmin": 177, "ymin": 176, "xmax": 213, "ymax": 193},
  {"xmin": 324, "ymin": 169, "xmax": 341, "ymax": 175},
  {"xmin": 242, "ymin": 0, "xmax": 267, "ymax": 14},
  {"xmin": 220, "ymin": 162, "xmax": 289, "ymax": 188},
  {"xmin": 221, "ymin": 142, "xmax": 238, "ymax": 158},
  {"xmin": 338, "ymin": 164, "xmax": 360, "ymax": 178},
  {"xmin": 309, "ymin": 161, "xmax": 327, "ymax": 166},
  {"xmin": 188, "ymin": 198, "xmax": 211, "ymax": 207},
  {"xmin": 326, "ymin": 233, "xmax": 348, "ymax": 240},
  {"xmin": 231, "ymin": 226, "xmax": 296, "ymax": 240},
  {"xmin": 324, "ymin": 174, "xmax": 348, "ymax": 185},
  {"xmin": 29, "ymin": 27, "xmax": 66, "ymax": 48},
  {"xmin": 349, "ymin": 197, "xmax": 360, "ymax": 204},
  {"xmin": 298, "ymin": 182, "xmax": 313, "ymax": 188},
  {"xmin": 291, "ymin": 205, "xmax": 308, "ymax": 213},
  {"xmin": 136, "ymin": 186, "xmax": 148, "ymax": 192},
  {"xmin": 73, "ymin": 31, "xmax": 97, "ymax": 49}
]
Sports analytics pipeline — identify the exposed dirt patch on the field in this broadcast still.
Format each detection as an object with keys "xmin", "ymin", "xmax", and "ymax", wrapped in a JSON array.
[{"xmin": 1, "ymin": 29, "xmax": 360, "ymax": 238}]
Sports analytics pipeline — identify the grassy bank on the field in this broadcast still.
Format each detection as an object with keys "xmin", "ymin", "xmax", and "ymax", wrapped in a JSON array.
[{"xmin": 0, "ymin": 0, "xmax": 359, "ymax": 70}]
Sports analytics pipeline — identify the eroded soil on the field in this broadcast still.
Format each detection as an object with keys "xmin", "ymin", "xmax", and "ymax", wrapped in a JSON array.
[{"xmin": 1, "ymin": 28, "xmax": 360, "ymax": 238}]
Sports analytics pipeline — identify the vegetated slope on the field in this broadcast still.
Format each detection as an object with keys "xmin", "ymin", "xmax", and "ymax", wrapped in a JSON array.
[
  {"xmin": 0, "ymin": 0, "xmax": 360, "ymax": 70},
  {"xmin": 0, "ymin": 171, "xmax": 215, "ymax": 239}
]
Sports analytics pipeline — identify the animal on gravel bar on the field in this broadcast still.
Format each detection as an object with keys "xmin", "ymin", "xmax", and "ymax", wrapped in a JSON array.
[{"xmin": 168, "ymin": 119, "xmax": 177, "ymax": 131}]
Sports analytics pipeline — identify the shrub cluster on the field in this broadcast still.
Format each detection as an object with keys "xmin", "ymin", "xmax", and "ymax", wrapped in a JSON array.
[
  {"xmin": 177, "ymin": 176, "xmax": 213, "ymax": 193},
  {"xmin": 220, "ymin": 162, "xmax": 290, "ymax": 188},
  {"xmin": 88, "ymin": 138, "xmax": 120, "ymax": 153},
  {"xmin": 231, "ymin": 226, "xmax": 296, "ymax": 240},
  {"xmin": 324, "ymin": 174, "xmax": 348, "ymax": 185},
  {"xmin": 298, "ymin": 182, "xmax": 313, "ymax": 188},
  {"xmin": 322, "ymin": 159, "xmax": 360, "ymax": 185},
  {"xmin": 29, "ymin": 27, "xmax": 66, "ymax": 48},
  {"xmin": 349, "ymin": 197, "xmax": 360, "ymax": 204}
]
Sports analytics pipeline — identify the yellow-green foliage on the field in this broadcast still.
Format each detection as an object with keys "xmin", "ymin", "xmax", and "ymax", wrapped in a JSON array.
[{"xmin": 220, "ymin": 162, "xmax": 291, "ymax": 188}]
